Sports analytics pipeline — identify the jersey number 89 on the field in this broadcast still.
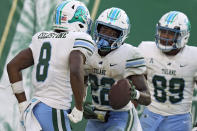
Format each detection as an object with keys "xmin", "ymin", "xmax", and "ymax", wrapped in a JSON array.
[{"xmin": 152, "ymin": 75, "xmax": 185, "ymax": 104}]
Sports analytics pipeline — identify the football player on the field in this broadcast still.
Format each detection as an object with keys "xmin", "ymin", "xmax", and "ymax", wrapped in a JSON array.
[
  {"xmin": 138, "ymin": 11, "xmax": 195, "ymax": 131},
  {"xmin": 7, "ymin": 0, "xmax": 95, "ymax": 131},
  {"xmin": 83, "ymin": 7, "xmax": 151, "ymax": 131}
]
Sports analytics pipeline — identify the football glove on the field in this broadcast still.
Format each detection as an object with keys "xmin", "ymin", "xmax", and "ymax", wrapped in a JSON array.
[
  {"xmin": 83, "ymin": 102, "xmax": 97, "ymax": 119},
  {"xmin": 83, "ymin": 102, "xmax": 108, "ymax": 122},
  {"xmin": 68, "ymin": 107, "xmax": 83, "ymax": 123},
  {"xmin": 18, "ymin": 101, "xmax": 28, "ymax": 113},
  {"xmin": 129, "ymin": 80, "xmax": 140, "ymax": 100}
]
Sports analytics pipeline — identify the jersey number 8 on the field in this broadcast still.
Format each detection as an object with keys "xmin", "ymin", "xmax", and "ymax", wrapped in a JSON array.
[{"xmin": 36, "ymin": 42, "xmax": 51, "ymax": 82}]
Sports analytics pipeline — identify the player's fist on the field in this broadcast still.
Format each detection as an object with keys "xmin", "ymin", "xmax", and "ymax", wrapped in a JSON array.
[
  {"xmin": 68, "ymin": 107, "xmax": 83, "ymax": 123},
  {"xmin": 129, "ymin": 81, "xmax": 137, "ymax": 100},
  {"xmin": 18, "ymin": 101, "xmax": 29, "ymax": 113}
]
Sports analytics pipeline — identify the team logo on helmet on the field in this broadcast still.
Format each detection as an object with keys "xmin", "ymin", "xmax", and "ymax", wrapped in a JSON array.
[
  {"xmin": 107, "ymin": 8, "xmax": 121, "ymax": 22},
  {"xmin": 164, "ymin": 11, "xmax": 179, "ymax": 25},
  {"xmin": 68, "ymin": 6, "xmax": 88, "ymax": 24}
]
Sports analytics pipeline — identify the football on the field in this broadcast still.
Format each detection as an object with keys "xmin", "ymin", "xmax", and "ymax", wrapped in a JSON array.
[{"xmin": 109, "ymin": 78, "xmax": 131, "ymax": 110}]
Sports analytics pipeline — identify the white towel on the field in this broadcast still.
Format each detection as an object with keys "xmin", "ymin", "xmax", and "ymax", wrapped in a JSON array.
[
  {"xmin": 22, "ymin": 98, "xmax": 42, "ymax": 131},
  {"xmin": 131, "ymin": 107, "xmax": 142, "ymax": 131}
]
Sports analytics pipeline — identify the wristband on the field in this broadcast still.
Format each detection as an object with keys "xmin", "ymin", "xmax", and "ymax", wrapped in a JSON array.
[
  {"xmin": 135, "ymin": 90, "xmax": 140, "ymax": 100},
  {"xmin": 11, "ymin": 81, "xmax": 24, "ymax": 94}
]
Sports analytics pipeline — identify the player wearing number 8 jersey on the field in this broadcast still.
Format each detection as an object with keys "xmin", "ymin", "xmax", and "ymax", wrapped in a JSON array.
[
  {"xmin": 138, "ymin": 11, "xmax": 196, "ymax": 131},
  {"xmin": 7, "ymin": 1, "xmax": 95, "ymax": 131}
]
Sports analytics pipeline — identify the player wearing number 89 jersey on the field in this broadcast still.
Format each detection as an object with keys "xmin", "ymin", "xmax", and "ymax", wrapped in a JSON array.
[
  {"xmin": 138, "ymin": 11, "xmax": 196, "ymax": 131},
  {"xmin": 139, "ymin": 41, "xmax": 197, "ymax": 115}
]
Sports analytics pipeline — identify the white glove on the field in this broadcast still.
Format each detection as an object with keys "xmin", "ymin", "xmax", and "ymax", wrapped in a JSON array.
[
  {"xmin": 192, "ymin": 127, "xmax": 197, "ymax": 131},
  {"xmin": 67, "ymin": 107, "xmax": 83, "ymax": 123},
  {"xmin": 18, "ymin": 101, "xmax": 29, "ymax": 129},
  {"xmin": 18, "ymin": 101, "xmax": 28, "ymax": 113}
]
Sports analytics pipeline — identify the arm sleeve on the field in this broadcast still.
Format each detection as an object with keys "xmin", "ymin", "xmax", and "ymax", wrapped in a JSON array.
[
  {"xmin": 28, "ymin": 33, "xmax": 38, "ymax": 52},
  {"xmin": 72, "ymin": 33, "xmax": 96, "ymax": 60},
  {"xmin": 124, "ymin": 46, "xmax": 146, "ymax": 78}
]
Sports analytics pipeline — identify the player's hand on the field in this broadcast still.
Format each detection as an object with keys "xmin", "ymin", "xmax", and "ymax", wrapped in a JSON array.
[
  {"xmin": 68, "ymin": 107, "xmax": 83, "ymax": 123},
  {"xmin": 83, "ymin": 102, "xmax": 97, "ymax": 119},
  {"xmin": 129, "ymin": 80, "xmax": 137, "ymax": 100},
  {"xmin": 18, "ymin": 101, "xmax": 29, "ymax": 113},
  {"xmin": 192, "ymin": 127, "xmax": 197, "ymax": 131},
  {"xmin": 18, "ymin": 101, "xmax": 29, "ymax": 129}
]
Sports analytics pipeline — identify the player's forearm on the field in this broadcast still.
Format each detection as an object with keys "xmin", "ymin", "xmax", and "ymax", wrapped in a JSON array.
[
  {"xmin": 70, "ymin": 72, "xmax": 84, "ymax": 111},
  {"xmin": 136, "ymin": 91, "xmax": 151, "ymax": 106},
  {"xmin": 7, "ymin": 65, "xmax": 27, "ymax": 103},
  {"xmin": 7, "ymin": 49, "xmax": 34, "ymax": 103},
  {"xmin": 7, "ymin": 48, "xmax": 34, "ymax": 83},
  {"xmin": 7, "ymin": 61, "xmax": 23, "ymax": 83},
  {"xmin": 127, "ymin": 75, "xmax": 151, "ymax": 106},
  {"xmin": 15, "ymin": 92, "xmax": 27, "ymax": 103},
  {"xmin": 7, "ymin": 64, "xmax": 27, "ymax": 103},
  {"xmin": 69, "ymin": 50, "xmax": 86, "ymax": 111}
]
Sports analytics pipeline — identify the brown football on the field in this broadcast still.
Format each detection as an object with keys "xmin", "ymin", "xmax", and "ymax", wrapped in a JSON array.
[{"xmin": 109, "ymin": 78, "xmax": 131, "ymax": 110}]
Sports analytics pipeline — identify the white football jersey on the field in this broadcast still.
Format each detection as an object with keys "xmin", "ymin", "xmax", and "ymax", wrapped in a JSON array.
[
  {"xmin": 29, "ymin": 31, "xmax": 95, "ymax": 110},
  {"xmin": 85, "ymin": 43, "xmax": 146, "ymax": 111},
  {"xmin": 138, "ymin": 41, "xmax": 197, "ymax": 115}
]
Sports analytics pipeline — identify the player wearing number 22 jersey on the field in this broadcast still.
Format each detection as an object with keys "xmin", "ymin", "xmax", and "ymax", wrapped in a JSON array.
[
  {"xmin": 83, "ymin": 7, "xmax": 151, "ymax": 131},
  {"xmin": 139, "ymin": 11, "xmax": 196, "ymax": 131}
]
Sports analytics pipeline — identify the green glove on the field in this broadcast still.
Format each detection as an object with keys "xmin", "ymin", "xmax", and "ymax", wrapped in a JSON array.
[
  {"xmin": 83, "ymin": 102, "xmax": 109, "ymax": 122},
  {"xmin": 128, "ymin": 80, "xmax": 138, "ymax": 100},
  {"xmin": 83, "ymin": 102, "xmax": 97, "ymax": 119}
]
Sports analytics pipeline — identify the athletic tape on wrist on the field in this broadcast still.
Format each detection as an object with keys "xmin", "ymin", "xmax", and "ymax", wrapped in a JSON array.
[
  {"xmin": 11, "ymin": 81, "xmax": 24, "ymax": 94},
  {"xmin": 135, "ymin": 90, "xmax": 140, "ymax": 100}
]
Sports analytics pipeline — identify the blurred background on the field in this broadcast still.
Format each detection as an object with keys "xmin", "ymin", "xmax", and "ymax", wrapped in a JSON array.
[{"xmin": 0, "ymin": 0, "xmax": 197, "ymax": 130}]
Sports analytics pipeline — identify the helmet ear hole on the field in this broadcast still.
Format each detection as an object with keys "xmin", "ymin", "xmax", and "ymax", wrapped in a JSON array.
[{"xmin": 79, "ymin": 24, "xmax": 84, "ymax": 28}]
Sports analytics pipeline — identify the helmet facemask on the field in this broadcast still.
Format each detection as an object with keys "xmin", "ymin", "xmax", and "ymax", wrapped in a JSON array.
[
  {"xmin": 155, "ymin": 25, "xmax": 181, "ymax": 52},
  {"xmin": 93, "ymin": 7, "xmax": 130, "ymax": 54},
  {"xmin": 155, "ymin": 11, "xmax": 191, "ymax": 52},
  {"xmin": 94, "ymin": 22, "xmax": 123, "ymax": 52}
]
